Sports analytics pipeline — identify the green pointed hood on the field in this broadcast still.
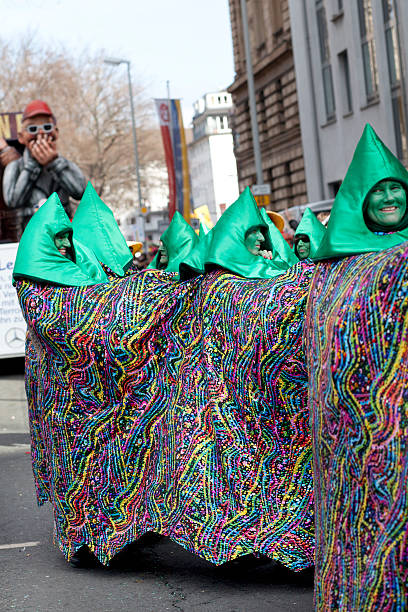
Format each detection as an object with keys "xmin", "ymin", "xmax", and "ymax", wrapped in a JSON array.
[
  {"xmin": 149, "ymin": 211, "xmax": 199, "ymax": 276},
  {"xmin": 13, "ymin": 192, "xmax": 108, "ymax": 286},
  {"xmin": 203, "ymin": 187, "xmax": 292, "ymax": 279},
  {"xmin": 314, "ymin": 124, "xmax": 408, "ymax": 260},
  {"xmin": 260, "ymin": 207, "xmax": 299, "ymax": 267},
  {"xmin": 72, "ymin": 182, "xmax": 133, "ymax": 276},
  {"xmin": 294, "ymin": 208, "xmax": 326, "ymax": 258},
  {"xmin": 179, "ymin": 225, "xmax": 213, "ymax": 279},
  {"xmin": 199, "ymin": 222, "xmax": 209, "ymax": 239}
]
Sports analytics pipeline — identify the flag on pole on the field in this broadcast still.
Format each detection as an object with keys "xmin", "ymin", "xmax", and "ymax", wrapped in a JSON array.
[{"xmin": 155, "ymin": 99, "xmax": 191, "ymax": 223}]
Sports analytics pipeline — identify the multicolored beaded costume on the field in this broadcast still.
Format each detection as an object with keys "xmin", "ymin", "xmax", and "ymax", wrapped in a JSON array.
[{"xmin": 18, "ymin": 263, "xmax": 314, "ymax": 569}]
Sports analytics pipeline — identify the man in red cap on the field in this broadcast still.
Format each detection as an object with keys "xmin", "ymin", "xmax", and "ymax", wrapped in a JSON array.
[{"xmin": 3, "ymin": 100, "xmax": 86, "ymax": 230}]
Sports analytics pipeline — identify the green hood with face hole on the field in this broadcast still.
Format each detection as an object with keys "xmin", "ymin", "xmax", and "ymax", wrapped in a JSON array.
[
  {"xmin": 13, "ymin": 192, "xmax": 108, "ymax": 286},
  {"xmin": 72, "ymin": 182, "xmax": 133, "ymax": 276},
  {"xmin": 294, "ymin": 208, "xmax": 326, "ymax": 258},
  {"xmin": 148, "ymin": 211, "xmax": 199, "ymax": 276},
  {"xmin": 314, "ymin": 124, "xmax": 408, "ymax": 261},
  {"xmin": 203, "ymin": 187, "xmax": 294, "ymax": 279},
  {"xmin": 260, "ymin": 207, "xmax": 299, "ymax": 267}
]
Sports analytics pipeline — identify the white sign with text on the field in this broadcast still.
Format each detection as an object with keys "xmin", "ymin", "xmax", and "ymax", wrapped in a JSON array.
[{"xmin": 0, "ymin": 243, "xmax": 25, "ymax": 358}]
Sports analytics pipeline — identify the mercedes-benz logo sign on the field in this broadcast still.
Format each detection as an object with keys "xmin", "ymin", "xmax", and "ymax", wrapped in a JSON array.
[{"xmin": 5, "ymin": 327, "xmax": 25, "ymax": 348}]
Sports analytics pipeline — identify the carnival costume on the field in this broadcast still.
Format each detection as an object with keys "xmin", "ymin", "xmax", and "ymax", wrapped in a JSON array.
[
  {"xmin": 13, "ymin": 192, "xmax": 107, "ymax": 286},
  {"xmin": 148, "ymin": 210, "xmax": 198, "ymax": 278},
  {"xmin": 293, "ymin": 208, "xmax": 326, "ymax": 260},
  {"xmin": 305, "ymin": 124, "xmax": 408, "ymax": 610},
  {"xmin": 181, "ymin": 187, "xmax": 298, "ymax": 280},
  {"xmin": 14, "ymin": 186, "xmax": 315, "ymax": 570},
  {"xmin": 72, "ymin": 182, "xmax": 133, "ymax": 277}
]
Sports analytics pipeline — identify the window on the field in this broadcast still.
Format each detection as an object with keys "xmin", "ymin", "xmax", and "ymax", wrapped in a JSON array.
[
  {"xmin": 382, "ymin": 0, "xmax": 407, "ymax": 159},
  {"xmin": 268, "ymin": 0, "xmax": 283, "ymax": 33},
  {"xmin": 338, "ymin": 50, "xmax": 353, "ymax": 114},
  {"xmin": 382, "ymin": 0, "xmax": 400, "ymax": 86},
  {"xmin": 252, "ymin": 0, "xmax": 267, "ymax": 56},
  {"xmin": 328, "ymin": 180, "xmax": 342, "ymax": 197},
  {"xmin": 219, "ymin": 116, "xmax": 228, "ymax": 130},
  {"xmin": 275, "ymin": 79, "xmax": 285, "ymax": 127},
  {"xmin": 357, "ymin": 0, "xmax": 379, "ymax": 101},
  {"xmin": 316, "ymin": 1, "xmax": 336, "ymax": 120}
]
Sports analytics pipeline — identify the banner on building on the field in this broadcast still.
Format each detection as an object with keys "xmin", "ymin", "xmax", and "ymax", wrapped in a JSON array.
[{"xmin": 154, "ymin": 99, "xmax": 191, "ymax": 222}]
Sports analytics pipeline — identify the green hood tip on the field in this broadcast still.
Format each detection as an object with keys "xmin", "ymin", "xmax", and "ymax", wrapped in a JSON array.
[
  {"xmin": 201, "ymin": 187, "xmax": 294, "ymax": 279},
  {"xmin": 314, "ymin": 123, "xmax": 408, "ymax": 261},
  {"xmin": 72, "ymin": 182, "xmax": 133, "ymax": 276},
  {"xmin": 179, "ymin": 224, "xmax": 213, "ymax": 280},
  {"xmin": 199, "ymin": 222, "xmax": 209, "ymax": 239},
  {"xmin": 13, "ymin": 192, "xmax": 108, "ymax": 287},
  {"xmin": 294, "ymin": 208, "xmax": 326, "ymax": 258},
  {"xmin": 148, "ymin": 211, "xmax": 199, "ymax": 277}
]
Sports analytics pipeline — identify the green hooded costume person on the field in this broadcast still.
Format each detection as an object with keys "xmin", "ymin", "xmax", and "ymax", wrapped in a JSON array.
[
  {"xmin": 293, "ymin": 208, "xmax": 326, "ymax": 259},
  {"xmin": 72, "ymin": 182, "xmax": 133, "ymax": 276},
  {"xmin": 314, "ymin": 124, "xmax": 408, "ymax": 261},
  {"xmin": 148, "ymin": 211, "xmax": 199, "ymax": 277},
  {"xmin": 13, "ymin": 192, "xmax": 108, "ymax": 286},
  {"xmin": 201, "ymin": 187, "xmax": 296, "ymax": 279},
  {"xmin": 259, "ymin": 207, "xmax": 299, "ymax": 267}
]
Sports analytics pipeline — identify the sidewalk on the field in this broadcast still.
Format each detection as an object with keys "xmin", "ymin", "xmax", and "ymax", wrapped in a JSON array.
[{"xmin": 0, "ymin": 373, "xmax": 28, "ymax": 435}]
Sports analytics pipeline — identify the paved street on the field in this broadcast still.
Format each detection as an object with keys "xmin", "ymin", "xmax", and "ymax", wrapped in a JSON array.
[{"xmin": 0, "ymin": 361, "xmax": 313, "ymax": 612}]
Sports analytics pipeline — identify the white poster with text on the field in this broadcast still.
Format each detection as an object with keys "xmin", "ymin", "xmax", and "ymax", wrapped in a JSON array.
[{"xmin": 0, "ymin": 243, "xmax": 25, "ymax": 358}]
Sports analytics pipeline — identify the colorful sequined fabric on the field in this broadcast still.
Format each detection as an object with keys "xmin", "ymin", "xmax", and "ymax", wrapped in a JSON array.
[
  {"xmin": 305, "ymin": 243, "xmax": 408, "ymax": 611},
  {"xmin": 17, "ymin": 263, "xmax": 314, "ymax": 568}
]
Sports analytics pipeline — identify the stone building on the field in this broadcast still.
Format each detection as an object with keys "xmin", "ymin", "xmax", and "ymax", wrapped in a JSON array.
[
  {"xmin": 188, "ymin": 91, "xmax": 239, "ymax": 222},
  {"xmin": 228, "ymin": 0, "xmax": 307, "ymax": 211},
  {"xmin": 288, "ymin": 0, "xmax": 408, "ymax": 202}
]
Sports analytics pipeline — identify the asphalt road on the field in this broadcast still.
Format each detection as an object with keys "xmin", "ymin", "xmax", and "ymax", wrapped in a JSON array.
[{"xmin": 0, "ymin": 362, "xmax": 314, "ymax": 612}]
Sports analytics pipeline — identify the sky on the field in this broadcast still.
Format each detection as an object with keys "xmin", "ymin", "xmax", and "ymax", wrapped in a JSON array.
[{"xmin": 4, "ymin": 0, "xmax": 236, "ymax": 126}]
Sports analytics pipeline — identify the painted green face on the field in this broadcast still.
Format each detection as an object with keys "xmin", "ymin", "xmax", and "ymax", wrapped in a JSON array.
[
  {"xmin": 54, "ymin": 231, "xmax": 73, "ymax": 261},
  {"xmin": 244, "ymin": 226, "xmax": 265, "ymax": 255},
  {"xmin": 157, "ymin": 241, "xmax": 169, "ymax": 269},
  {"xmin": 296, "ymin": 238, "xmax": 310, "ymax": 260},
  {"xmin": 366, "ymin": 180, "xmax": 407, "ymax": 228}
]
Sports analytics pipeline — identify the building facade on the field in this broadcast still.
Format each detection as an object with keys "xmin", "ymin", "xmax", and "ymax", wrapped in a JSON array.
[
  {"xmin": 188, "ymin": 91, "xmax": 239, "ymax": 222},
  {"xmin": 288, "ymin": 0, "xmax": 408, "ymax": 201},
  {"xmin": 118, "ymin": 208, "xmax": 168, "ymax": 245},
  {"xmin": 228, "ymin": 0, "xmax": 308, "ymax": 211}
]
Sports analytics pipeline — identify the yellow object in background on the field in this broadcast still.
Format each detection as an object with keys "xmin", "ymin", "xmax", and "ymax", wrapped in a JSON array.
[
  {"xmin": 127, "ymin": 241, "xmax": 143, "ymax": 255},
  {"xmin": 265, "ymin": 210, "xmax": 285, "ymax": 233},
  {"xmin": 192, "ymin": 205, "xmax": 214, "ymax": 230}
]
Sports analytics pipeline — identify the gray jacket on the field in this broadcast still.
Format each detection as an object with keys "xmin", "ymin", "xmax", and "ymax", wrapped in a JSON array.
[{"xmin": 3, "ymin": 148, "xmax": 87, "ymax": 215}]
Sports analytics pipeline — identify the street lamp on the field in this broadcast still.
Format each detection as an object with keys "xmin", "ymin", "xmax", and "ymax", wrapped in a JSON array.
[{"xmin": 104, "ymin": 57, "xmax": 143, "ymax": 214}]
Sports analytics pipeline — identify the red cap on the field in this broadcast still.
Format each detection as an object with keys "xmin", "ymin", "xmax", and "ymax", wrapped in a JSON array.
[{"xmin": 22, "ymin": 100, "xmax": 55, "ymax": 121}]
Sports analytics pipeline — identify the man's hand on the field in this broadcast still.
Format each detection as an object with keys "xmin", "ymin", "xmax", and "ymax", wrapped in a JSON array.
[
  {"xmin": 0, "ymin": 137, "xmax": 20, "ymax": 166},
  {"xmin": 28, "ymin": 133, "xmax": 58, "ymax": 166},
  {"xmin": 259, "ymin": 249, "xmax": 273, "ymax": 260}
]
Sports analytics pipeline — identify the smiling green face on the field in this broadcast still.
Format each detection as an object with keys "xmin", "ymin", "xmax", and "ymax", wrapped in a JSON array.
[
  {"xmin": 296, "ymin": 238, "xmax": 311, "ymax": 260},
  {"xmin": 366, "ymin": 180, "xmax": 407, "ymax": 229},
  {"xmin": 244, "ymin": 226, "xmax": 265, "ymax": 255},
  {"xmin": 54, "ymin": 231, "xmax": 73, "ymax": 261},
  {"xmin": 157, "ymin": 241, "xmax": 169, "ymax": 269}
]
